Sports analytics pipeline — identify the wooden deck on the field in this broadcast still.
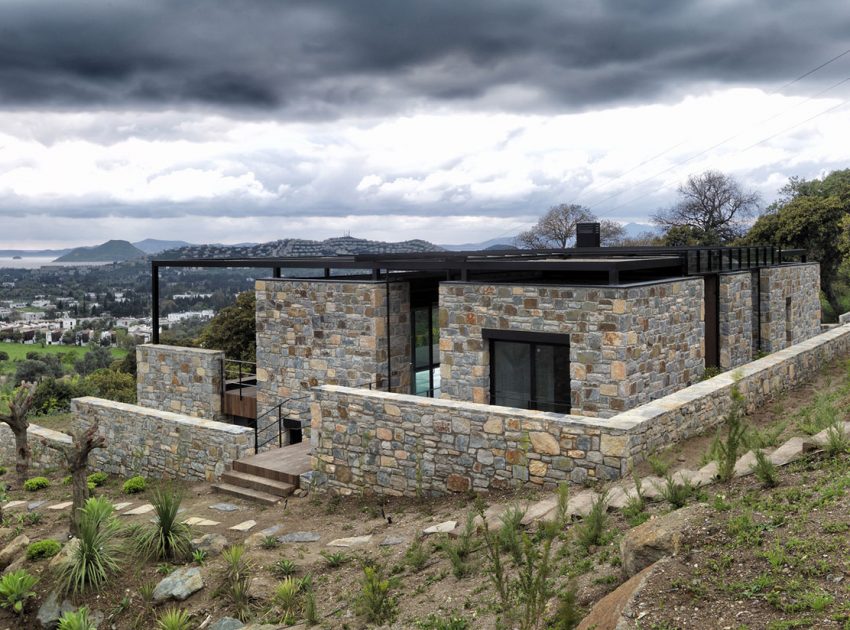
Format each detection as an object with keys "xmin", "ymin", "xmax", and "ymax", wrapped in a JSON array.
[
  {"xmin": 231, "ymin": 441, "xmax": 312, "ymax": 486},
  {"xmin": 223, "ymin": 384, "xmax": 257, "ymax": 419}
]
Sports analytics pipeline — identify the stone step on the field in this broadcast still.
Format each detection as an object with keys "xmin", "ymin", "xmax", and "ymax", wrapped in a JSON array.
[
  {"xmin": 769, "ymin": 436, "xmax": 806, "ymax": 466},
  {"xmin": 211, "ymin": 482, "xmax": 283, "ymax": 506},
  {"xmin": 220, "ymin": 470, "xmax": 296, "ymax": 498},
  {"xmin": 733, "ymin": 450, "xmax": 757, "ymax": 477}
]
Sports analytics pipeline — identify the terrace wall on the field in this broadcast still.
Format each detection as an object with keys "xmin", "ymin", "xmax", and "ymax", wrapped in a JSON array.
[
  {"xmin": 759, "ymin": 263, "xmax": 821, "ymax": 353},
  {"xmin": 136, "ymin": 344, "xmax": 225, "ymax": 421}
]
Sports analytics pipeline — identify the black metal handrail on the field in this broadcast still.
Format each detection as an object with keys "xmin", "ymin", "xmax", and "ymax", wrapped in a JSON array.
[
  {"xmin": 223, "ymin": 359, "xmax": 257, "ymax": 401},
  {"xmin": 254, "ymin": 393, "xmax": 312, "ymax": 453}
]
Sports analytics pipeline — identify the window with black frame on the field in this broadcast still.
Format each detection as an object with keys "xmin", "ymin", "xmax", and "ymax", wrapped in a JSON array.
[
  {"xmin": 484, "ymin": 329, "xmax": 570, "ymax": 413},
  {"xmin": 412, "ymin": 303, "xmax": 440, "ymax": 397}
]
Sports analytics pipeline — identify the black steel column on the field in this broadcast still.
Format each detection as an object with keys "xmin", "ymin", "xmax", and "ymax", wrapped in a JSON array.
[
  {"xmin": 273, "ymin": 267, "xmax": 281, "ymax": 278},
  {"xmin": 151, "ymin": 262, "xmax": 160, "ymax": 344}
]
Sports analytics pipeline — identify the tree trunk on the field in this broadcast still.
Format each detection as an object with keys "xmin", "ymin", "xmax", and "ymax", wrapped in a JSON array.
[
  {"xmin": 13, "ymin": 427, "xmax": 31, "ymax": 488},
  {"xmin": 69, "ymin": 468, "xmax": 90, "ymax": 538}
]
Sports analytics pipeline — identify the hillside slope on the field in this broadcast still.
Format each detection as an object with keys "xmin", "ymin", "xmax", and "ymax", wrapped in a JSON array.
[{"xmin": 53, "ymin": 240, "xmax": 146, "ymax": 262}]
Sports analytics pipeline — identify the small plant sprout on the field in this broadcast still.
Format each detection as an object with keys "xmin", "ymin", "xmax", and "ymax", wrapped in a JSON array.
[
  {"xmin": 192, "ymin": 549, "xmax": 207, "ymax": 565},
  {"xmin": 320, "ymin": 550, "xmax": 349, "ymax": 568},
  {"xmin": 0, "ymin": 570, "xmax": 38, "ymax": 616},
  {"xmin": 577, "ymin": 490, "xmax": 609, "ymax": 549},
  {"xmin": 273, "ymin": 558, "xmax": 297, "ymax": 577},
  {"xmin": 659, "ymin": 474, "xmax": 695, "ymax": 509},
  {"xmin": 261, "ymin": 535, "xmax": 280, "ymax": 549}
]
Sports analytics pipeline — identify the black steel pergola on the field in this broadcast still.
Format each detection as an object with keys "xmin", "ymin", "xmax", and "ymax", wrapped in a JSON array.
[{"xmin": 149, "ymin": 245, "xmax": 806, "ymax": 343}]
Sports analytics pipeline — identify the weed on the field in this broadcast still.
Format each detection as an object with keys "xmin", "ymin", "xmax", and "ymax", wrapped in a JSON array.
[
  {"xmin": 156, "ymin": 563, "xmax": 173, "ymax": 575},
  {"xmin": 26, "ymin": 539, "xmax": 61, "ymax": 560},
  {"xmin": 23, "ymin": 476, "xmax": 49, "ymax": 491},
  {"xmin": 801, "ymin": 590, "xmax": 833, "ymax": 612},
  {"xmin": 355, "ymin": 564, "xmax": 397, "ymax": 625},
  {"xmin": 21, "ymin": 511, "xmax": 42, "ymax": 525},
  {"xmin": 304, "ymin": 589, "xmax": 319, "ymax": 626},
  {"xmin": 57, "ymin": 607, "xmax": 96, "ymax": 630},
  {"xmin": 261, "ymin": 535, "xmax": 280, "ymax": 549},
  {"xmin": 726, "ymin": 512, "xmax": 764, "ymax": 547},
  {"xmin": 273, "ymin": 558, "xmax": 298, "ymax": 577},
  {"xmin": 752, "ymin": 449, "xmax": 779, "ymax": 487},
  {"xmin": 139, "ymin": 581, "xmax": 156, "ymax": 606},
  {"xmin": 403, "ymin": 538, "xmax": 430, "ymax": 572},
  {"xmin": 716, "ymin": 380, "xmax": 747, "ymax": 482},
  {"xmin": 415, "ymin": 613, "xmax": 470, "ymax": 629},
  {"xmin": 442, "ymin": 511, "xmax": 476, "ymax": 578},
  {"xmin": 320, "ymin": 550, "xmax": 349, "ymax": 568},
  {"xmin": 498, "ymin": 503, "xmax": 527, "ymax": 565},
  {"xmin": 659, "ymin": 475, "xmax": 694, "ymax": 509},
  {"xmin": 760, "ymin": 543, "xmax": 788, "ymax": 571},
  {"xmin": 548, "ymin": 587, "xmax": 581, "ymax": 629},
  {"xmin": 576, "ymin": 491, "xmax": 608, "ymax": 549},
  {"xmin": 711, "ymin": 493, "xmax": 732, "ymax": 511},
  {"xmin": 57, "ymin": 497, "xmax": 122, "ymax": 595},
  {"xmin": 133, "ymin": 485, "xmax": 193, "ymax": 561},
  {"xmin": 746, "ymin": 421, "xmax": 787, "ymax": 449},
  {"xmin": 0, "ymin": 570, "xmax": 38, "ymax": 616},
  {"xmin": 825, "ymin": 422, "xmax": 850, "ymax": 455},
  {"xmin": 156, "ymin": 608, "xmax": 192, "ymax": 630},
  {"xmin": 647, "ymin": 453, "xmax": 670, "ymax": 477},
  {"xmin": 192, "ymin": 549, "xmax": 207, "ymax": 565},
  {"xmin": 122, "ymin": 476, "xmax": 146, "ymax": 494}
]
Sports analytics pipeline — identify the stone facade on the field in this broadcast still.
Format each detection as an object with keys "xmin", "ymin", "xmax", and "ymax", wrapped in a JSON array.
[
  {"xmin": 71, "ymin": 397, "xmax": 253, "ymax": 482},
  {"xmin": 0, "ymin": 424, "xmax": 70, "ymax": 473},
  {"xmin": 718, "ymin": 272, "xmax": 753, "ymax": 369},
  {"xmin": 255, "ymin": 279, "xmax": 410, "ymax": 424},
  {"xmin": 136, "ymin": 345, "xmax": 225, "ymax": 421},
  {"xmin": 758, "ymin": 263, "xmax": 821, "ymax": 353},
  {"xmin": 310, "ymin": 318, "xmax": 850, "ymax": 496},
  {"xmin": 438, "ymin": 279, "xmax": 704, "ymax": 417}
]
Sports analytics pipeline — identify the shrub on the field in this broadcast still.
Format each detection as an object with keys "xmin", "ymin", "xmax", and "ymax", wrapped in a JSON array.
[
  {"xmin": 825, "ymin": 422, "xmax": 850, "ymax": 456},
  {"xmin": 192, "ymin": 549, "xmax": 207, "ymax": 565},
  {"xmin": 659, "ymin": 474, "xmax": 695, "ymax": 509},
  {"xmin": 261, "ymin": 535, "xmax": 280, "ymax": 549},
  {"xmin": 274, "ymin": 577, "xmax": 304, "ymax": 623},
  {"xmin": 133, "ymin": 486, "xmax": 193, "ymax": 561},
  {"xmin": 355, "ymin": 564, "xmax": 396, "ymax": 625},
  {"xmin": 26, "ymin": 539, "xmax": 62, "ymax": 560},
  {"xmin": 122, "ymin": 476, "xmax": 146, "ymax": 494},
  {"xmin": 320, "ymin": 550, "xmax": 349, "ymax": 568},
  {"xmin": 87, "ymin": 472, "xmax": 108, "ymax": 487},
  {"xmin": 752, "ymin": 449, "xmax": 779, "ymax": 488},
  {"xmin": 156, "ymin": 608, "xmax": 192, "ymax": 630},
  {"xmin": 0, "ymin": 569, "xmax": 38, "ymax": 615},
  {"xmin": 498, "ymin": 504, "xmax": 527, "ymax": 565},
  {"xmin": 0, "ymin": 466, "xmax": 7, "ymax": 476},
  {"xmin": 646, "ymin": 453, "xmax": 670, "ymax": 477},
  {"xmin": 23, "ymin": 477, "xmax": 49, "ymax": 492},
  {"xmin": 57, "ymin": 497, "xmax": 122, "ymax": 594},
  {"xmin": 403, "ymin": 539, "xmax": 430, "ymax": 572},
  {"xmin": 58, "ymin": 607, "xmax": 96, "ymax": 630},
  {"xmin": 217, "ymin": 545, "xmax": 253, "ymax": 621},
  {"xmin": 716, "ymin": 381, "xmax": 747, "ymax": 482},
  {"xmin": 576, "ymin": 491, "xmax": 609, "ymax": 549},
  {"xmin": 62, "ymin": 475, "xmax": 72, "ymax": 486},
  {"xmin": 273, "ymin": 558, "xmax": 297, "ymax": 577}
]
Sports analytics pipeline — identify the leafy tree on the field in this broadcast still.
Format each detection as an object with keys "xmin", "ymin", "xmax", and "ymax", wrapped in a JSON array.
[
  {"xmin": 517, "ymin": 203, "xmax": 625, "ymax": 248},
  {"xmin": 197, "ymin": 291, "xmax": 256, "ymax": 362},
  {"xmin": 74, "ymin": 346, "xmax": 113, "ymax": 377},
  {"xmin": 14, "ymin": 356, "xmax": 64, "ymax": 386},
  {"xmin": 653, "ymin": 170, "xmax": 760, "ymax": 245},
  {"xmin": 31, "ymin": 377, "xmax": 93, "ymax": 415},
  {"xmin": 0, "ymin": 384, "xmax": 36, "ymax": 484},
  {"xmin": 745, "ymin": 169, "xmax": 850, "ymax": 317},
  {"xmin": 84, "ymin": 369, "xmax": 136, "ymax": 404},
  {"xmin": 0, "ymin": 351, "xmax": 8, "ymax": 361}
]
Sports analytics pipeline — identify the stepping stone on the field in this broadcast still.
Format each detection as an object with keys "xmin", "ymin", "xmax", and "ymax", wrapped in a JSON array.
[
  {"xmin": 566, "ymin": 490, "xmax": 598, "ymax": 518},
  {"xmin": 277, "ymin": 531, "xmax": 321, "ymax": 543},
  {"xmin": 230, "ymin": 520, "xmax": 256, "ymax": 532},
  {"xmin": 112, "ymin": 502, "xmax": 132, "ymax": 511},
  {"xmin": 698, "ymin": 461, "xmax": 718, "ymax": 479},
  {"xmin": 607, "ymin": 485, "xmax": 639, "ymax": 510},
  {"xmin": 184, "ymin": 517, "xmax": 219, "ymax": 526},
  {"xmin": 521, "ymin": 497, "xmax": 559, "ymax": 526},
  {"xmin": 27, "ymin": 501, "xmax": 47, "ymax": 511},
  {"xmin": 380, "ymin": 536, "xmax": 406, "ymax": 547},
  {"xmin": 327, "ymin": 535, "xmax": 372, "ymax": 547},
  {"xmin": 259, "ymin": 524, "xmax": 283, "ymax": 537},
  {"xmin": 47, "ymin": 502, "xmax": 73, "ymax": 511},
  {"xmin": 209, "ymin": 503, "xmax": 240, "ymax": 512},
  {"xmin": 153, "ymin": 566, "xmax": 204, "ymax": 602},
  {"xmin": 123, "ymin": 504, "xmax": 154, "ymax": 516},
  {"xmin": 734, "ymin": 451, "xmax": 757, "ymax": 477},
  {"xmin": 769, "ymin": 437, "xmax": 806, "ymax": 466},
  {"xmin": 423, "ymin": 521, "xmax": 457, "ymax": 535},
  {"xmin": 642, "ymin": 476, "xmax": 665, "ymax": 500},
  {"xmin": 191, "ymin": 534, "xmax": 228, "ymax": 556},
  {"xmin": 2, "ymin": 501, "xmax": 26, "ymax": 510}
]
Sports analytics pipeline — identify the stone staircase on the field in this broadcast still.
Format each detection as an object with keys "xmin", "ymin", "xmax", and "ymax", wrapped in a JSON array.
[{"xmin": 212, "ymin": 442, "xmax": 311, "ymax": 505}]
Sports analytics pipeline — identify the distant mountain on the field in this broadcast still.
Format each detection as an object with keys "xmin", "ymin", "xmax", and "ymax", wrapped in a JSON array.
[
  {"xmin": 132, "ymin": 239, "xmax": 192, "ymax": 254},
  {"xmin": 161, "ymin": 236, "xmax": 445, "ymax": 259},
  {"xmin": 0, "ymin": 248, "xmax": 71, "ymax": 257},
  {"xmin": 622, "ymin": 222, "xmax": 658, "ymax": 238},
  {"xmin": 440, "ymin": 236, "xmax": 518, "ymax": 251},
  {"xmin": 54, "ymin": 240, "xmax": 146, "ymax": 263}
]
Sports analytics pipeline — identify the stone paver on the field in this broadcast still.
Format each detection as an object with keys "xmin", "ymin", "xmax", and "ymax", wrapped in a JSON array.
[
  {"xmin": 112, "ymin": 502, "xmax": 133, "ymax": 511},
  {"xmin": 380, "ymin": 536, "xmax": 406, "ymax": 547},
  {"xmin": 3, "ymin": 501, "xmax": 26, "ymax": 510},
  {"xmin": 521, "ymin": 497, "xmax": 559, "ymax": 526},
  {"xmin": 47, "ymin": 502, "xmax": 73, "ymax": 511},
  {"xmin": 423, "ymin": 520, "xmax": 457, "ymax": 535},
  {"xmin": 259, "ymin": 524, "xmax": 283, "ymax": 537},
  {"xmin": 277, "ymin": 531, "xmax": 321, "ymax": 543},
  {"xmin": 123, "ymin": 504, "xmax": 154, "ymax": 515},
  {"xmin": 230, "ymin": 520, "xmax": 257, "ymax": 532},
  {"xmin": 209, "ymin": 502, "xmax": 240, "ymax": 512},
  {"xmin": 27, "ymin": 500, "xmax": 47, "ymax": 511},
  {"xmin": 769, "ymin": 437, "xmax": 806, "ymax": 466},
  {"xmin": 733, "ymin": 450, "xmax": 757, "ymax": 477},
  {"xmin": 566, "ymin": 490, "xmax": 598, "ymax": 518},
  {"xmin": 184, "ymin": 517, "xmax": 219, "ymax": 526},
  {"xmin": 327, "ymin": 535, "xmax": 372, "ymax": 547}
]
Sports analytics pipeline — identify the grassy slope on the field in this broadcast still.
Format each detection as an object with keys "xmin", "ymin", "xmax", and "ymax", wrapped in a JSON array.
[{"xmin": 0, "ymin": 342, "xmax": 126, "ymax": 374}]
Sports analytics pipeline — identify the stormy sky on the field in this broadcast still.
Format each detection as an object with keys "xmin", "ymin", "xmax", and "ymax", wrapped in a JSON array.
[{"xmin": 1, "ymin": 0, "xmax": 849, "ymax": 248}]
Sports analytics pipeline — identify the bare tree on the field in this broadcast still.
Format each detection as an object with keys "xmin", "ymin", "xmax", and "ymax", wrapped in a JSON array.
[
  {"xmin": 0, "ymin": 383, "xmax": 36, "ymax": 485},
  {"xmin": 518, "ymin": 204, "xmax": 626, "ymax": 248},
  {"xmin": 43, "ymin": 422, "xmax": 106, "ymax": 537},
  {"xmin": 652, "ymin": 170, "xmax": 760, "ymax": 245}
]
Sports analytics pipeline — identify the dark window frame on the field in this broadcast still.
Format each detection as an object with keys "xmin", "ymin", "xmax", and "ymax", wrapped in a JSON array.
[
  {"xmin": 484, "ymin": 328, "xmax": 571, "ymax": 413},
  {"xmin": 411, "ymin": 302, "xmax": 440, "ymax": 397}
]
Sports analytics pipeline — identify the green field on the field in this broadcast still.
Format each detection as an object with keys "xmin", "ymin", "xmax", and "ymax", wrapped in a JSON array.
[{"xmin": 0, "ymin": 342, "xmax": 126, "ymax": 374}]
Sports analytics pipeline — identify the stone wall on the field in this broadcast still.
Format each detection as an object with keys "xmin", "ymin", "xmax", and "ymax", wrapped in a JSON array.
[
  {"xmin": 71, "ymin": 397, "xmax": 254, "ymax": 481},
  {"xmin": 136, "ymin": 345, "xmax": 225, "ymax": 421},
  {"xmin": 0, "ymin": 424, "xmax": 70, "ymax": 473},
  {"xmin": 759, "ymin": 263, "xmax": 821, "ymax": 353},
  {"xmin": 438, "ymin": 279, "xmax": 704, "ymax": 417},
  {"xmin": 255, "ymin": 278, "xmax": 410, "ymax": 426},
  {"xmin": 310, "ymin": 318, "xmax": 850, "ymax": 496},
  {"xmin": 718, "ymin": 272, "xmax": 753, "ymax": 369}
]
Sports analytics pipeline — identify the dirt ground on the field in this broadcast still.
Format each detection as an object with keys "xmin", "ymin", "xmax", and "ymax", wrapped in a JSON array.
[{"xmin": 0, "ymin": 358, "xmax": 848, "ymax": 629}]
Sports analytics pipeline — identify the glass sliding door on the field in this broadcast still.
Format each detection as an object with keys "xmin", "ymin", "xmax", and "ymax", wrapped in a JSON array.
[{"xmin": 412, "ymin": 303, "xmax": 440, "ymax": 397}]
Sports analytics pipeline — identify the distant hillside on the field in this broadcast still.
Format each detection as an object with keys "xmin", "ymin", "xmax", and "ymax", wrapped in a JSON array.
[
  {"xmin": 0, "ymin": 248, "xmax": 71, "ymax": 257},
  {"xmin": 132, "ymin": 239, "xmax": 192, "ymax": 254},
  {"xmin": 440, "ymin": 236, "xmax": 518, "ymax": 251},
  {"xmin": 54, "ymin": 240, "xmax": 146, "ymax": 263},
  {"xmin": 162, "ymin": 236, "xmax": 445, "ymax": 259}
]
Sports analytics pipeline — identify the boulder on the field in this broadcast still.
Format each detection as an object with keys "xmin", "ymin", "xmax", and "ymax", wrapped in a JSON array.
[
  {"xmin": 210, "ymin": 618, "xmax": 245, "ymax": 630},
  {"xmin": 153, "ymin": 566, "xmax": 204, "ymax": 602},
  {"xmin": 48, "ymin": 538, "xmax": 79, "ymax": 571},
  {"xmin": 0, "ymin": 534, "xmax": 29, "ymax": 570},
  {"xmin": 191, "ymin": 533, "xmax": 228, "ymax": 556},
  {"xmin": 36, "ymin": 591, "xmax": 75, "ymax": 629},
  {"xmin": 619, "ymin": 504, "xmax": 709, "ymax": 578}
]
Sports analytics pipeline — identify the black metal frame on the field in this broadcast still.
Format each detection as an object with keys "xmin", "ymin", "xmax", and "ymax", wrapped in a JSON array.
[{"xmin": 411, "ymin": 302, "xmax": 440, "ymax": 397}]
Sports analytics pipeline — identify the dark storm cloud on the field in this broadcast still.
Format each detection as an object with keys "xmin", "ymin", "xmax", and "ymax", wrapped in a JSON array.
[{"xmin": 1, "ymin": 0, "xmax": 848, "ymax": 117}]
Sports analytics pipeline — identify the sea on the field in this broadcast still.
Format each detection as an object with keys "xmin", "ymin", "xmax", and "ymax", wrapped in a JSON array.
[{"xmin": 0, "ymin": 257, "xmax": 112, "ymax": 269}]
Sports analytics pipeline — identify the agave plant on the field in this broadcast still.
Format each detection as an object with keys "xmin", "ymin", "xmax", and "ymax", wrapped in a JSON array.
[
  {"xmin": 57, "ymin": 497, "xmax": 122, "ymax": 595},
  {"xmin": 133, "ymin": 485, "xmax": 193, "ymax": 561}
]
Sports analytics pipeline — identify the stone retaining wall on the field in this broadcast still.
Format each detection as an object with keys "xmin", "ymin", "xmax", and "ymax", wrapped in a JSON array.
[
  {"xmin": 310, "ymin": 319, "xmax": 850, "ymax": 496},
  {"xmin": 0, "ymin": 424, "xmax": 71, "ymax": 473},
  {"xmin": 70, "ymin": 397, "xmax": 253, "ymax": 481},
  {"xmin": 136, "ymin": 345, "xmax": 225, "ymax": 421}
]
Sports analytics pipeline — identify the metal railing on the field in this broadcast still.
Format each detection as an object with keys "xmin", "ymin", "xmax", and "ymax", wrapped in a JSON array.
[
  {"xmin": 253, "ymin": 393, "xmax": 312, "ymax": 454},
  {"xmin": 222, "ymin": 359, "xmax": 256, "ymax": 401},
  {"xmin": 683, "ymin": 246, "xmax": 807, "ymax": 275}
]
